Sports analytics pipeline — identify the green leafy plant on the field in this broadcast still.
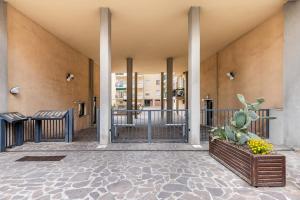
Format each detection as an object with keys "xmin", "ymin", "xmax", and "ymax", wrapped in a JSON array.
[{"xmin": 210, "ymin": 94, "xmax": 269, "ymax": 145}]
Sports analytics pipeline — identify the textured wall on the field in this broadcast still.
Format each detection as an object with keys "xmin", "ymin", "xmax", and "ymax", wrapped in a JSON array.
[
  {"xmin": 7, "ymin": 5, "xmax": 92, "ymax": 131},
  {"xmin": 217, "ymin": 12, "xmax": 283, "ymax": 109},
  {"xmin": 200, "ymin": 54, "xmax": 218, "ymax": 108},
  {"xmin": 93, "ymin": 63, "xmax": 100, "ymax": 106},
  {"xmin": 201, "ymin": 12, "xmax": 284, "ymax": 110}
]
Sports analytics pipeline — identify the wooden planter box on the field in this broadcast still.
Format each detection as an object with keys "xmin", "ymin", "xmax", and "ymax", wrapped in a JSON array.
[{"xmin": 209, "ymin": 139, "xmax": 286, "ymax": 187}]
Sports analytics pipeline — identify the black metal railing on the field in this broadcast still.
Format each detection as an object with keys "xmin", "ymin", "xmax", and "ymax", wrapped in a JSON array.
[
  {"xmin": 200, "ymin": 109, "xmax": 270, "ymax": 141},
  {"xmin": 111, "ymin": 109, "xmax": 188, "ymax": 143}
]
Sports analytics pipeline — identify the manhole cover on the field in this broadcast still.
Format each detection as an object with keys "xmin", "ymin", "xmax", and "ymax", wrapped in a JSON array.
[{"xmin": 16, "ymin": 156, "xmax": 66, "ymax": 162}]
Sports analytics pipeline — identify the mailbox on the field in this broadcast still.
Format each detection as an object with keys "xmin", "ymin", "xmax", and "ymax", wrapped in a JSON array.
[
  {"xmin": 0, "ymin": 112, "xmax": 28, "ymax": 152},
  {"xmin": 32, "ymin": 109, "xmax": 73, "ymax": 143}
]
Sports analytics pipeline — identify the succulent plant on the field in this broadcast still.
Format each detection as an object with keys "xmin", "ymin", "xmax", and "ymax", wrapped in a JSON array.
[
  {"xmin": 233, "ymin": 111, "xmax": 247, "ymax": 128},
  {"xmin": 210, "ymin": 94, "xmax": 270, "ymax": 145}
]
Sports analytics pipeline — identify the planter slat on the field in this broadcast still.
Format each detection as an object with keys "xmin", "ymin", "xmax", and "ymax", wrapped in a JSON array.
[
  {"xmin": 210, "ymin": 140, "xmax": 251, "ymax": 164},
  {"xmin": 209, "ymin": 139, "xmax": 286, "ymax": 187},
  {"xmin": 258, "ymin": 171, "xmax": 282, "ymax": 175},
  {"xmin": 210, "ymin": 141, "xmax": 251, "ymax": 164},
  {"xmin": 257, "ymin": 166, "xmax": 282, "ymax": 171},
  {"xmin": 211, "ymin": 146, "xmax": 251, "ymax": 176},
  {"xmin": 256, "ymin": 159, "xmax": 284, "ymax": 163}
]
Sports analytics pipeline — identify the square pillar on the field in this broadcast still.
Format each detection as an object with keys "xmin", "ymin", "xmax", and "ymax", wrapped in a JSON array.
[
  {"xmin": 184, "ymin": 71, "xmax": 188, "ymax": 110},
  {"xmin": 99, "ymin": 8, "xmax": 111, "ymax": 145},
  {"xmin": 88, "ymin": 59, "xmax": 94, "ymax": 126},
  {"xmin": 166, "ymin": 57, "xmax": 173, "ymax": 124},
  {"xmin": 161, "ymin": 72, "xmax": 164, "ymax": 118},
  {"xmin": 0, "ymin": 0, "xmax": 8, "ymax": 113},
  {"xmin": 188, "ymin": 7, "xmax": 201, "ymax": 145},
  {"xmin": 134, "ymin": 72, "xmax": 138, "ymax": 119},
  {"xmin": 283, "ymin": 1, "xmax": 300, "ymax": 147},
  {"xmin": 127, "ymin": 57, "xmax": 133, "ymax": 123}
]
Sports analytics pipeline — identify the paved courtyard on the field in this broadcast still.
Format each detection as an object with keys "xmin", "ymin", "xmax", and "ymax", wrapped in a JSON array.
[{"xmin": 0, "ymin": 145, "xmax": 299, "ymax": 200}]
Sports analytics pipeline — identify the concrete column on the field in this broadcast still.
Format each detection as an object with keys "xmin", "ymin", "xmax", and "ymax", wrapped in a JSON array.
[
  {"xmin": 134, "ymin": 72, "xmax": 138, "ymax": 119},
  {"xmin": 0, "ymin": 0, "xmax": 8, "ymax": 113},
  {"xmin": 127, "ymin": 57, "xmax": 133, "ymax": 123},
  {"xmin": 188, "ymin": 7, "xmax": 201, "ymax": 145},
  {"xmin": 283, "ymin": 0, "xmax": 300, "ymax": 147},
  {"xmin": 88, "ymin": 59, "xmax": 94, "ymax": 126},
  {"xmin": 184, "ymin": 71, "xmax": 188, "ymax": 110},
  {"xmin": 161, "ymin": 72, "xmax": 164, "ymax": 118},
  {"xmin": 99, "ymin": 8, "xmax": 111, "ymax": 145},
  {"xmin": 166, "ymin": 57, "xmax": 173, "ymax": 124}
]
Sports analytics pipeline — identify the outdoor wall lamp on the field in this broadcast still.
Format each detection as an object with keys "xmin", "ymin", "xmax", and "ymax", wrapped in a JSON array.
[
  {"xmin": 226, "ymin": 72, "xmax": 235, "ymax": 80},
  {"xmin": 10, "ymin": 86, "xmax": 20, "ymax": 95},
  {"xmin": 66, "ymin": 73, "xmax": 75, "ymax": 82}
]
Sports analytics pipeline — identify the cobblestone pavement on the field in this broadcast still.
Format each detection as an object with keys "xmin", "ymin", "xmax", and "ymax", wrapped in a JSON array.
[{"xmin": 0, "ymin": 150, "xmax": 299, "ymax": 200}]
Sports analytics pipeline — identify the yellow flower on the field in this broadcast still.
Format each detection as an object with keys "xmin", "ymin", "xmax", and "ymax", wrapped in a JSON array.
[{"xmin": 247, "ymin": 138, "xmax": 273, "ymax": 155}]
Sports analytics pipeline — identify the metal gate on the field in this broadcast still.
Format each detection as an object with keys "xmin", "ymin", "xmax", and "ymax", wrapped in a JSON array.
[{"xmin": 111, "ymin": 109, "xmax": 188, "ymax": 143}]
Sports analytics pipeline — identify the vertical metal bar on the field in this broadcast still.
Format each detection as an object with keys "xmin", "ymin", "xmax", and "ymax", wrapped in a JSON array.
[
  {"xmin": 55, "ymin": 120, "xmax": 57, "ymax": 139},
  {"xmin": 61, "ymin": 119, "xmax": 64, "ymax": 139},
  {"xmin": 0, "ymin": 119, "xmax": 6, "ymax": 152},
  {"xmin": 67, "ymin": 109, "xmax": 74, "ymax": 142},
  {"xmin": 186, "ymin": 109, "xmax": 189, "ymax": 142},
  {"xmin": 50, "ymin": 120, "xmax": 53, "ymax": 139},
  {"xmin": 147, "ymin": 110, "xmax": 152, "ymax": 143},
  {"xmin": 7, "ymin": 124, "xmax": 10, "ymax": 147},
  {"xmin": 135, "ymin": 72, "xmax": 138, "ymax": 119},
  {"xmin": 44, "ymin": 120, "xmax": 46, "ymax": 140},
  {"xmin": 15, "ymin": 121, "xmax": 24, "ymax": 146},
  {"xmin": 173, "ymin": 110, "xmax": 175, "ymax": 139},
  {"xmin": 64, "ymin": 113, "xmax": 69, "ymax": 143},
  {"xmin": 56, "ymin": 120, "xmax": 59, "ymax": 139},
  {"xmin": 258, "ymin": 110, "xmax": 261, "ymax": 137},
  {"xmin": 261, "ymin": 110, "xmax": 265, "ymax": 137},
  {"xmin": 34, "ymin": 120, "xmax": 41, "ymax": 143},
  {"xmin": 266, "ymin": 109, "xmax": 270, "ymax": 138}
]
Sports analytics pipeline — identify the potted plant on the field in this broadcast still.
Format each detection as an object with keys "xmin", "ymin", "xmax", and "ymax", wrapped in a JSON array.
[{"xmin": 209, "ymin": 94, "xmax": 286, "ymax": 187}]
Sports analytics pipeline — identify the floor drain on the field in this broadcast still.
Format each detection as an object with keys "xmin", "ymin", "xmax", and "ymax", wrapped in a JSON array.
[{"xmin": 16, "ymin": 156, "xmax": 66, "ymax": 161}]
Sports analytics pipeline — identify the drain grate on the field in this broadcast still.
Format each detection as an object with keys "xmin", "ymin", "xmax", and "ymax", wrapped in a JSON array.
[{"xmin": 16, "ymin": 156, "xmax": 66, "ymax": 162}]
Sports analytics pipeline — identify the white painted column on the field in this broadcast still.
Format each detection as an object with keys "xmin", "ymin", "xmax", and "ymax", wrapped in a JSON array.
[
  {"xmin": 188, "ymin": 7, "xmax": 201, "ymax": 145},
  {"xmin": 99, "ymin": 8, "xmax": 111, "ymax": 145},
  {"xmin": 0, "ymin": 0, "xmax": 8, "ymax": 113},
  {"xmin": 283, "ymin": 0, "xmax": 300, "ymax": 147}
]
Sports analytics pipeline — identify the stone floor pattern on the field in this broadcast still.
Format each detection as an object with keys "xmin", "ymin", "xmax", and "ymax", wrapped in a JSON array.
[{"xmin": 0, "ymin": 150, "xmax": 299, "ymax": 200}]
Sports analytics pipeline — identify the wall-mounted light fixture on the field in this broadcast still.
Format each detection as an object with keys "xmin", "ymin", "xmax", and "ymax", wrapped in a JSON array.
[
  {"xmin": 66, "ymin": 73, "xmax": 75, "ymax": 82},
  {"xmin": 226, "ymin": 72, "xmax": 235, "ymax": 80},
  {"xmin": 10, "ymin": 86, "xmax": 20, "ymax": 95}
]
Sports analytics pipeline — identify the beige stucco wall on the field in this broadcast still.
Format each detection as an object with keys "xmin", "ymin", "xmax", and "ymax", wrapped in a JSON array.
[
  {"xmin": 200, "ymin": 54, "xmax": 218, "ymax": 109},
  {"xmin": 201, "ymin": 11, "xmax": 284, "ymax": 109},
  {"xmin": 93, "ymin": 63, "xmax": 100, "ymax": 107},
  {"xmin": 7, "ymin": 5, "xmax": 93, "ymax": 131}
]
